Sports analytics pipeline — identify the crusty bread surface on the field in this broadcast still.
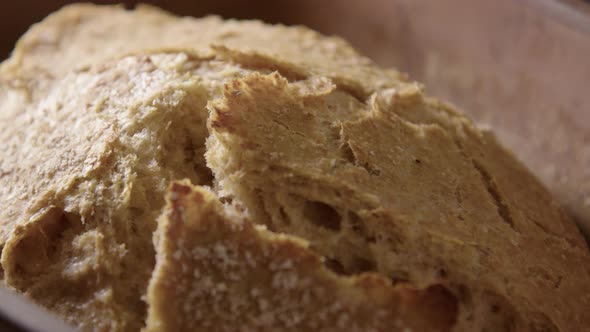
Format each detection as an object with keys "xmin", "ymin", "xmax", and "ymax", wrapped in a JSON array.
[
  {"xmin": 145, "ymin": 181, "xmax": 457, "ymax": 332},
  {"xmin": 0, "ymin": 4, "xmax": 589, "ymax": 332}
]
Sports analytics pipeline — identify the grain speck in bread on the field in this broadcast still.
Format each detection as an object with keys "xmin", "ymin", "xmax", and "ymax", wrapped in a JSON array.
[{"xmin": 0, "ymin": 3, "xmax": 589, "ymax": 332}]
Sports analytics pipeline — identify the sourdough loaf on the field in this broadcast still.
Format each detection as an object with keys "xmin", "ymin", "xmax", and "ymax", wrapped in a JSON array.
[{"xmin": 0, "ymin": 4, "xmax": 589, "ymax": 332}]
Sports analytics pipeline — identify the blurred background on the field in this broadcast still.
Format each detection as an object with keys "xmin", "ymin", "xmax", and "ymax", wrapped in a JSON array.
[{"xmin": 1, "ymin": 0, "xmax": 590, "ymax": 240}]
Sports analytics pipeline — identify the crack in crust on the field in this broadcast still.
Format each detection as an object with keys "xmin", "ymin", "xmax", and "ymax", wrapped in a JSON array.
[{"xmin": 471, "ymin": 159, "xmax": 516, "ymax": 229}]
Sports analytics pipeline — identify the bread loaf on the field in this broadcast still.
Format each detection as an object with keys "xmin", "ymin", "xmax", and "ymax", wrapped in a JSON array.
[{"xmin": 0, "ymin": 4, "xmax": 589, "ymax": 332}]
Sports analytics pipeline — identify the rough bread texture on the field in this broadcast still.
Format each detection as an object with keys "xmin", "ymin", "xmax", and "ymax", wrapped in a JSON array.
[
  {"xmin": 0, "ymin": 3, "xmax": 589, "ymax": 332},
  {"xmin": 145, "ymin": 181, "xmax": 457, "ymax": 332},
  {"xmin": 0, "ymin": 53, "xmax": 214, "ymax": 331},
  {"xmin": 205, "ymin": 71, "xmax": 590, "ymax": 332},
  {"xmin": 0, "ymin": 3, "xmax": 403, "ymax": 102}
]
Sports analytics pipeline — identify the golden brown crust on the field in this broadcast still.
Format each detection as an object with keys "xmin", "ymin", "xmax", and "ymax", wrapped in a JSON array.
[
  {"xmin": 145, "ymin": 181, "xmax": 457, "ymax": 332},
  {"xmin": 205, "ymin": 72, "xmax": 590, "ymax": 331},
  {"xmin": 0, "ymin": 53, "xmax": 215, "ymax": 331},
  {"xmin": 0, "ymin": 3, "xmax": 588, "ymax": 332},
  {"xmin": 0, "ymin": 3, "xmax": 404, "ymax": 98}
]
